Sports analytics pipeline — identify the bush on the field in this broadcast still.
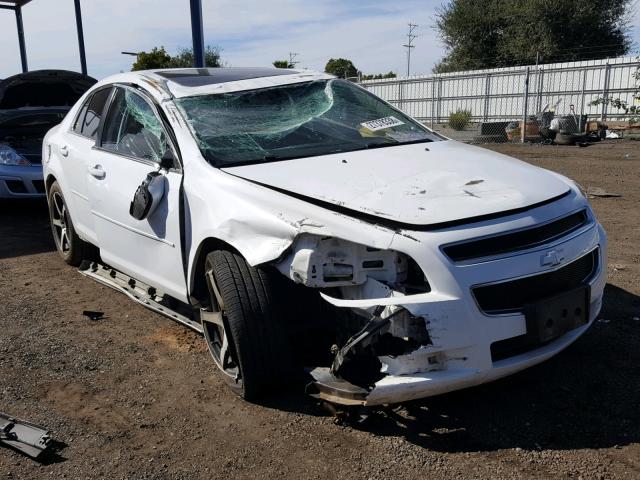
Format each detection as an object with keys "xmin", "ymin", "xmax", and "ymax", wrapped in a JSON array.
[{"xmin": 448, "ymin": 109, "xmax": 472, "ymax": 130}]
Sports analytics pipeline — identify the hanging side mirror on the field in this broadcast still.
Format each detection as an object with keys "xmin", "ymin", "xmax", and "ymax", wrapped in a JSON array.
[{"xmin": 129, "ymin": 171, "xmax": 166, "ymax": 220}]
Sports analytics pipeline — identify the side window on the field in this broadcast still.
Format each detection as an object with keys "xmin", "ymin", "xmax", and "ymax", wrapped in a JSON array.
[
  {"xmin": 101, "ymin": 88, "xmax": 168, "ymax": 162},
  {"xmin": 72, "ymin": 102, "xmax": 89, "ymax": 134},
  {"xmin": 73, "ymin": 88, "xmax": 111, "ymax": 139}
]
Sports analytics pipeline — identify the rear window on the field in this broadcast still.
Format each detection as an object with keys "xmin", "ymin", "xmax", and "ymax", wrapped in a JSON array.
[{"xmin": 73, "ymin": 88, "xmax": 112, "ymax": 140}]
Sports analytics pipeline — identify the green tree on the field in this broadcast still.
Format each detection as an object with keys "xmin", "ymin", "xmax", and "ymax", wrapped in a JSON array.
[
  {"xmin": 434, "ymin": 0, "xmax": 631, "ymax": 73},
  {"xmin": 273, "ymin": 60, "xmax": 294, "ymax": 68},
  {"xmin": 168, "ymin": 46, "xmax": 222, "ymax": 68},
  {"xmin": 131, "ymin": 47, "xmax": 172, "ymax": 70},
  {"xmin": 131, "ymin": 45, "xmax": 222, "ymax": 71},
  {"xmin": 324, "ymin": 58, "xmax": 358, "ymax": 78},
  {"xmin": 361, "ymin": 71, "xmax": 397, "ymax": 80}
]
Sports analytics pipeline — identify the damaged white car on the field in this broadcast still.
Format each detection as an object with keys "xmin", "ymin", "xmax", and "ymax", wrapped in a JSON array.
[{"xmin": 43, "ymin": 67, "xmax": 607, "ymax": 406}]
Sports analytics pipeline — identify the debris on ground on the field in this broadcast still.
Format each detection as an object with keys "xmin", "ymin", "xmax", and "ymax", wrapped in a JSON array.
[
  {"xmin": 82, "ymin": 310, "xmax": 105, "ymax": 321},
  {"xmin": 610, "ymin": 263, "xmax": 627, "ymax": 271},
  {"xmin": 606, "ymin": 130, "xmax": 623, "ymax": 139},
  {"xmin": 0, "ymin": 412, "xmax": 51, "ymax": 459},
  {"xmin": 586, "ymin": 187, "xmax": 622, "ymax": 198}
]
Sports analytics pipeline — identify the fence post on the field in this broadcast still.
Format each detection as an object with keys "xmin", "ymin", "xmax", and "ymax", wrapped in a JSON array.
[
  {"xmin": 436, "ymin": 78, "xmax": 442, "ymax": 124},
  {"xmin": 430, "ymin": 78, "xmax": 435, "ymax": 129},
  {"xmin": 536, "ymin": 68, "xmax": 544, "ymax": 113},
  {"xmin": 483, "ymin": 74, "xmax": 491, "ymax": 121},
  {"xmin": 521, "ymin": 67, "xmax": 530, "ymax": 144},
  {"xmin": 579, "ymin": 68, "xmax": 587, "ymax": 130},
  {"xmin": 397, "ymin": 80, "xmax": 404, "ymax": 112},
  {"xmin": 600, "ymin": 63, "xmax": 611, "ymax": 121}
]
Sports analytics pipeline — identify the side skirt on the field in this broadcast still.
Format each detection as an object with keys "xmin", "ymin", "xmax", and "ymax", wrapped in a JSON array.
[{"xmin": 79, "ymin": 261, "xmax": 203, "ymax": 334}]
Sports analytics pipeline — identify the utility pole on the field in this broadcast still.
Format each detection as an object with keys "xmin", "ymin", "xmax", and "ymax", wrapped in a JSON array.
[
  {"xmin": 403, "ymin": 23, "xmax": 418, "ymax": 77},
  {"xmin": 288, "ymin": 52, "xmax": 299, "ymax": 68}
]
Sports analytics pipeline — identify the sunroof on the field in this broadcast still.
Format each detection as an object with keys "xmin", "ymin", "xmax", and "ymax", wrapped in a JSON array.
[{"xmin": 156, "ymin": 67, "xmax": 298, "ymax": 87}]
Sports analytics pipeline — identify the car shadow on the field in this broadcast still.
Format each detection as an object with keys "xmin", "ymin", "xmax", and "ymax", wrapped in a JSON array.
[
  {"xmin": 265, "ymin": 284, "xmax": 639, "ymax": 453},
  {"xmin": 347, "ymin": 283, "xmax": 640, "ymax": 452},
  {"xmin": 0, "ymin": 199, "xmax": 54, "ymax": 259},
  {"xmin": 3, "ymin": 198, "xmax": 638, "ymax": 453}
]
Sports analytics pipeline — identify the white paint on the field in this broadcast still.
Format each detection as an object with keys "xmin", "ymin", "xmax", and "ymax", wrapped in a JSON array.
[
  {"xmin": 225, "ymin": 140, "xmax": 570, "ymax": 226},
  {"xmin": 43, "ymin": 69, "xmax": 608, "ymax": 405}
]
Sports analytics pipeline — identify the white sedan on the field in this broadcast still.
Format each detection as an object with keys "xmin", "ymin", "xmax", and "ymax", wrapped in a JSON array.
[{"xmin": 43, "ymin": 67, "xmax": 607, "ymax": 406}]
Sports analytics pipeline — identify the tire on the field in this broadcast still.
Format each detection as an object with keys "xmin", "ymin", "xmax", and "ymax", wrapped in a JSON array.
[
  {"xmin": 47, "ymin": 181, "xmax": 88, "ymax": 266},
  {"xmin": 555, "ymin": 132, "xmax": 577, "ymax": 146},
  {"xmin": 201, "ymin": 250, "xmax": 291, "ymax": 401}
]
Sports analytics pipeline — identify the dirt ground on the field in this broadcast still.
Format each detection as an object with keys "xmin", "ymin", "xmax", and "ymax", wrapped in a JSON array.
[{"xmin": 1, "ymin": 140, "xmax": 639, "ymax": 479}]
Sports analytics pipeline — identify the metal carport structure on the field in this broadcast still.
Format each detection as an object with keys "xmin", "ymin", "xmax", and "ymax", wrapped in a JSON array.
[
  {"xmin": 0, "ymin": 0, "xmax": 88, "ymax": 74},
  {"xmin": 0, "ymin": 0, "xmax": 206, "ymax": 75}
]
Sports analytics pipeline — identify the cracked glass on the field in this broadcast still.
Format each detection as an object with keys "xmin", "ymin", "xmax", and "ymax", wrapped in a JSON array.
[
  {"xmin": 101, "ymin": 88, "xmax": 167, "ymax": 162},
  {"xmin": 175, "ymin": 79, "xmax": 441, "ymax": 167}
]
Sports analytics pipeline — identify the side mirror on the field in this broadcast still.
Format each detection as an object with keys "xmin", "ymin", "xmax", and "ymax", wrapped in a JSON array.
[
  {"xmin": 159, "ymin": 147, "xmax": 175, "ymax": 170},
  {"xmin": 129, "ymin": 171, "xmax": 166, "ymax": 220}
]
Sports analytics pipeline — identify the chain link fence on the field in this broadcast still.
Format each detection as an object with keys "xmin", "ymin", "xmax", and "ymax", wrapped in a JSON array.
[{"xmin": 360, "ymin": 56, "xmax": 639, "ymax": 144}]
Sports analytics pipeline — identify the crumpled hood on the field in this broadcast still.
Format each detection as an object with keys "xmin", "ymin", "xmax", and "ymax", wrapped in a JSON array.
[{"xmin": 223, "ymin": 140, "xmax": 570, "ymax": 227}]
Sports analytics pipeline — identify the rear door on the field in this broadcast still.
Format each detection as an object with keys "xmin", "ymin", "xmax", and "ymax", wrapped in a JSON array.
[
  {"xmin": 87, "ymin": 85, "xmax": 187, "ymax": 301},
  {"xmin": 61, "ymin": 87, "xmax": 112, "ymax": 244}
]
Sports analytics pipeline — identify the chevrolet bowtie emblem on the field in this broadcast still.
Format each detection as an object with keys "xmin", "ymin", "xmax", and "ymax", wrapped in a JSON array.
[{"xmin": 540, "ymin": 250, "xmax": 564, "ymax": 267}]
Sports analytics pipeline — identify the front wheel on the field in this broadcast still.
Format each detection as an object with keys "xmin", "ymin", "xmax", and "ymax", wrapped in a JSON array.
[
  {"xmin": 48, "ymin": 181, "xmax": 87, "ymax": 266},
  {"xmin": 201, "ymin": 250, "xmax": 292, "ymax": 401}
]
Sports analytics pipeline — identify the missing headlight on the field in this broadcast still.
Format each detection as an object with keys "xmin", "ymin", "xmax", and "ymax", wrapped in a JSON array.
[{"xmin": 275, "ymin": 234, "xmax": 431, "ymax": 294}]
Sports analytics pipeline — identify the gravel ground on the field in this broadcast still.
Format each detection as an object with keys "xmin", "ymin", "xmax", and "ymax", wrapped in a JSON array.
[{"xmin": 1, "ymin": 140, "xmax": 639, "ymax": 479}]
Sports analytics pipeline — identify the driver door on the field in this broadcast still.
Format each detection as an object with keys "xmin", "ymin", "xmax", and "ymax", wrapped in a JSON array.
[{"xmin": 87, "ymin": 85, "xmax": 187, "ymax": 302}]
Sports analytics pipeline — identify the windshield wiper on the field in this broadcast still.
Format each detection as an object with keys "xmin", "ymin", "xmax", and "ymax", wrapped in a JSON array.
[
  {"xmin": 363, "ymin": 137, "xmax": 432, "ymax": 150},
  {"xmin": 364, "ymin": 139, "xmax": 398, "ymax": 149}
]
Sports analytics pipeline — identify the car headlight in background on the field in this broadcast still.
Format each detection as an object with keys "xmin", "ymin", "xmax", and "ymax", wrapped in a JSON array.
[{"xmin": 0, "ymin": 144, "xmax": 31, "ymax": 166}]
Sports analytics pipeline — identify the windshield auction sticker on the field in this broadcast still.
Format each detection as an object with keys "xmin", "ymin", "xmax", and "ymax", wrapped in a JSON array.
[{"xmin": 360, "ymin": 116, "xmax": 405, "ymax": 131}]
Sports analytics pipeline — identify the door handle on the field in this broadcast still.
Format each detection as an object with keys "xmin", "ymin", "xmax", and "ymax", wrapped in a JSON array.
[
  {"xmin": 60, "ymin": 145, "xmax": 69, "ymax": 157},
  {"xmin": 88, "ymin": 164, "xmax": 106, "ymax": 179}
]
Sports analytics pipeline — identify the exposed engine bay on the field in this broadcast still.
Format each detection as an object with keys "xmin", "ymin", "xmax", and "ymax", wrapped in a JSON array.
[{"xmin": 272, "ymin": 234, "xmax": 440, "ymax": 404}]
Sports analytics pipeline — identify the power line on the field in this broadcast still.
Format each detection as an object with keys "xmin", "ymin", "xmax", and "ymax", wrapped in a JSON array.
[{"xmin": 403, "ymin": 23, "xmax": 418, "ymax": 77}]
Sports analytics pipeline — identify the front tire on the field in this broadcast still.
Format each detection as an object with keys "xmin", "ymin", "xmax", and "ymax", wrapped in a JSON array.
[
  {"xmin": 201, "ymin": 250, "xmax": 291, "ymax": 401},
  {"xmin": 48, "ymin": 181, "xmax": 87, "ymax": 266}
]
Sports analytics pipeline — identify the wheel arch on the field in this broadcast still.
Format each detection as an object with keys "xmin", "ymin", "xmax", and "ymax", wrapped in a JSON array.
[
  {"xmin": 45, "ymin": 173, "xmax": 57, "ymax": 196},
  {"xmin": 189, "ymin": 237, "xmax": 242, "ymax": 305}
]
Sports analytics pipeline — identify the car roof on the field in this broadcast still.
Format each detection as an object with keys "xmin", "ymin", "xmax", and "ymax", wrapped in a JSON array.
[
  {"xmin": 154, "ymin": 67, "xmax": 300, "ymax": 87},
  {"xmin": 91, "ymin": 67, "xmax": 334, "ymax": 100}
]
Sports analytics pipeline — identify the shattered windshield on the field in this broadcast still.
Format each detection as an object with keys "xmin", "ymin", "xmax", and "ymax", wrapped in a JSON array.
[{"xmin": 175, "ymin": 79, "xmax": 441, "ymax": 167}]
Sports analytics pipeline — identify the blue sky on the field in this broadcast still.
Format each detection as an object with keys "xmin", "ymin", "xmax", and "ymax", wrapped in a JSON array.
[{"xmin": 0, "ymin": 0, "xmax": 638, "ymax": 80}]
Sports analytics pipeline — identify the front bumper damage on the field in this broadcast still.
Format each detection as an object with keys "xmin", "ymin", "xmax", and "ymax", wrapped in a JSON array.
[
  {"xmin": 300, "ymin": 223, "xmax": 607, "ymax": 407},
  {"xmin": 307, "ymin": 275, "xmax": 605, "ymax": 406}
]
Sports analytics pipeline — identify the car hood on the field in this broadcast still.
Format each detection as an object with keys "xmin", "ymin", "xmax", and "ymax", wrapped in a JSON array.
[
  {"xmin": 0, "ymin": 69, "xmax": 96, "ymax": 109},
  {"xmin": 223, "ymin": 140, "xmax": 570, "ymax": 227}
]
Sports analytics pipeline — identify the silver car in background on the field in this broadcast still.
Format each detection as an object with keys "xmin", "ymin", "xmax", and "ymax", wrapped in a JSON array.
[{"xmin": 0, "ymin": 70, "xmax": 95, "ymax": 199}]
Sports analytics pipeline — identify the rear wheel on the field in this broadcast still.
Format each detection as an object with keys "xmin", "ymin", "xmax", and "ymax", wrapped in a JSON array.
[
  {"xmin": 201, "ymin": 250, "xmax": 292, "ymax": 400},
  {"xmin": 47, "ymin": 181, "xmax": 87, "ymax": 266}
]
